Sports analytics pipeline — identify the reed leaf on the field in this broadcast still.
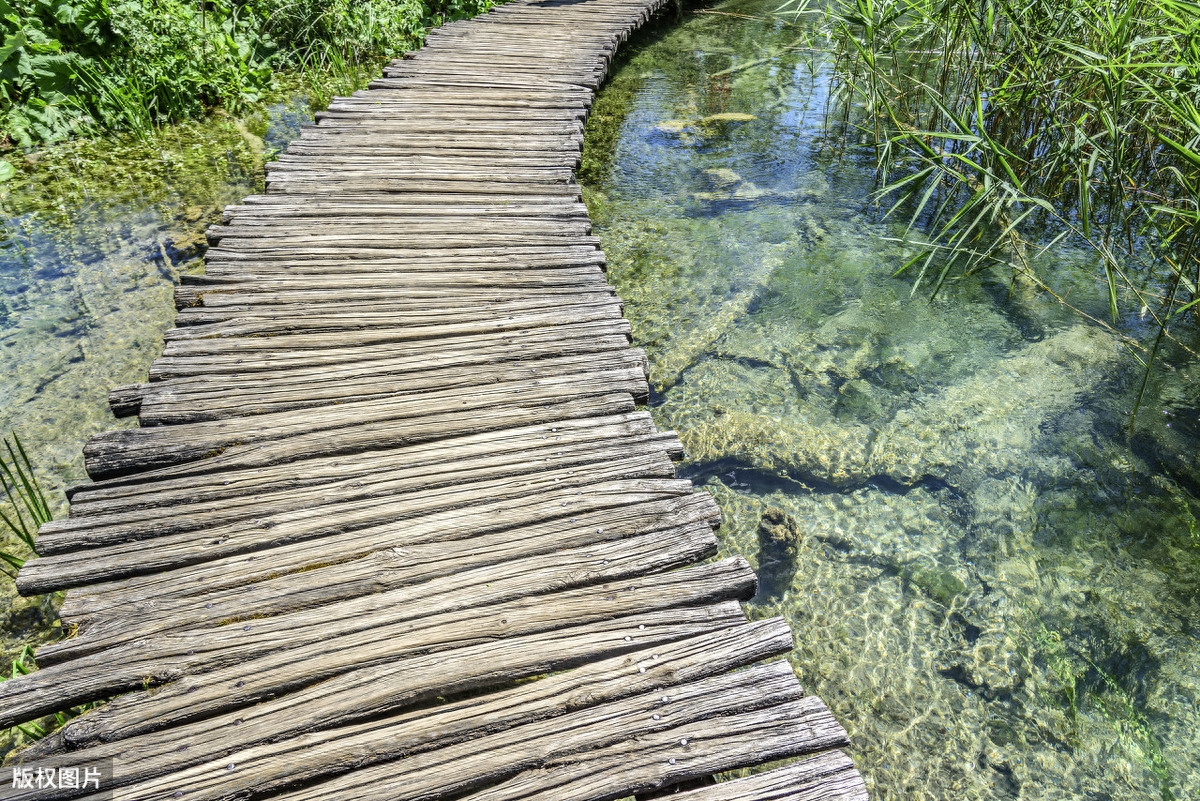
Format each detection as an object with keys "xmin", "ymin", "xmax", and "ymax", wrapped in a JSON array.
[
  {"xmin": 0, "ymin": 433, "xmax": 51, "ymax": 576},
  {"xmin": 798, "ymin": 0, "xmax": 1200, "ymax": 420}
]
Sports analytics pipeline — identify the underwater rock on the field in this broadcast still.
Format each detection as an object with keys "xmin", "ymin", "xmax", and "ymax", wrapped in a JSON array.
[
  {"xmin": 903, "ymin": 564, "xmax": 967, "ymax": 607},
  {"xmin": 692, "ymin": 182, "xmax": 768, "ymax": 204},
  {"xmin": 700, "ymin": 112, "xmax": 758, "ymax": 124},
  {"xmin": 868, "ymin": 324, "xmax": 1122, "ymax": 489},
  {"xmin": 689, "ymin": 163, "xmax": 820, "ymax": 209},
  {"xmin": 702, "ymin": 167, "xmax": 743, "ymax": 188},
  {"xmin": 835, "ymin": 378, "xmax": 889, "ymax": 424},
  {"xmin": 652, "ymin": 119, "xmax": 692, "ymax": 136},
  {"xmin": 678, "ymin": 409, "xmax": 874, "ymax": 487},
  {"xmin": 755, "ymin": 506, "xmax": 803, "ymax": 600}
]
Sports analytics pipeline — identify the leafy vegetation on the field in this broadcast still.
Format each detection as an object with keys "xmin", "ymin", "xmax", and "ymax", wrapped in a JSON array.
[
  {"xmin": 0, "ymin": 434, "xmax": 49, "ymax": 576},
  {"xmin": 1, "ymin": 0, "xmax": 496, "ymax": 146},
  {"xmin": 787, "ymin": 0, "xmax": 1200, "ymax": 408}
]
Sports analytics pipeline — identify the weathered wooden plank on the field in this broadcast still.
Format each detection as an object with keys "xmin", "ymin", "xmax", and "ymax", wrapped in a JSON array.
[
  {"xmin": 178, "ymin": 287, "xmax": 612, "ymax": 312},
  {"xmin": 123, "ymin": 343, "xmax": 640, "ymax": 404},
  {"xmin": 272, "ymin": 679, "xmax": 837, "ymax": 801},
  {"xmin": 44, "ymin": 494, "xmax": 718, "ymax": 663},
  {"xmin": 5, "ymin": 559, "xmax": 756, "ymax": 732},
  {"xmin": 23, "ymin": 450, "xmax": 679, "ymax": 592},
  {"xmin": 21, "ymin": 603, "xmax": 750, "ymax": 768},
  {"xmin": 4, "ymin": 531, "xmax": 740, "ymax": 729},
  {"xmin": 76, "ymin": 393, "xmax": 638, "ymax": 489},
  {"xmin": 117, "ymin": 661, "xmax": 806, "ymax": 801},
  {"xmin": 62, "ymin": 411, "xmax": 679, "ymax": 512},
  {"xmin": 41, "ymin": 476, "xmax": 696, "ymax": 610},
  {"xmin": 456, "ymin": 698, "xmax": 847, "ymax": 801},
  {"xmin": 159, "ymin": 306, "xmax": 625, "ymax": 349},
  {"xmin": 171, "ymin": 293, "xmax": 618, "ymax": 328},
  {"xmin": 81, "ymin": 371, "xmax": 645, "ymax": 480},
  {"xmin": 203, "ymin": 249, "xmax": 606, "ymax": 269},
  {"xmin": 667, "ymin": 752, "xmax": 870, "ymax": 801},
  {"xmin": 221, "ymin": 199, "xmax": 588, "ymax": 222},
  {"xmin": 41, "ymin": 424, "xmax": 673, "ymax": 552},
  {"xmin": 150, "ymin": 322, "xmax": 629, "ymax": 375},
  {"xmin": 263, "ymin": 177, "xmax": 584, "ymax": 196},
  {"xmin": 61, "ymin": 621, "xmax": 793, "ymax": 801},
  {"xmin": 207, "ymin": 220, "xmax": 594, "ymax": 242},
  {"xmin": 124, "ymin": 349, "xmax": 646, "ymax": 423}
]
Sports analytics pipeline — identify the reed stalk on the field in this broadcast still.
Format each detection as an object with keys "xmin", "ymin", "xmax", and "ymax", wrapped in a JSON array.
[{"xmin": 0, "ymin": 434, "xmax": 50, "ymax": 576}]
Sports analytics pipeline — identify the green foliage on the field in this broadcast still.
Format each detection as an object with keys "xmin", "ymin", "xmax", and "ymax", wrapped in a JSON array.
[
  {"xmin": 0, "ymin": 0, "xmax": 498, "ymax": 145},
  {"xmin": 0, "ymin": 433, "xmax": 50, "ymax": 576}
]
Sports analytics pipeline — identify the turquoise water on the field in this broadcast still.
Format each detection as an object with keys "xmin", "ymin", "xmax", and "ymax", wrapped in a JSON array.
[{"xmin": 584, "ymin": 4, "xmax": 1200, "ymax": 799}]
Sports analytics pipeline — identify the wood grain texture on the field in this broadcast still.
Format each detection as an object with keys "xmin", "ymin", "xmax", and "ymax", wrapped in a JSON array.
[{"xmin": 668, "ymin": 751, "xmax": 870, "ymax": 801}]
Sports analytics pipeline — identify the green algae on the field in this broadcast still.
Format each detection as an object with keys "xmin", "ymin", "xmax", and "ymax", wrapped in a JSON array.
[{"xmin": 584, "ymin": 2, "xmax": 1200, "ymax": 798}]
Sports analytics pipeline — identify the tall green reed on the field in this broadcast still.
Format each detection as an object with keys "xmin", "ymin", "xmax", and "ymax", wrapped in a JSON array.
[
  {"xmin": 790, "ymin": 0, "xmax": 1200, "ymax": 417},
  {"xmin": 0, "ymin": 434, "xmax": 50, "ymax": 576}
]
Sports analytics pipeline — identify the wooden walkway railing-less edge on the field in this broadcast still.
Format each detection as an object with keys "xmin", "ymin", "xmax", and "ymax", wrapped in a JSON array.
[{"xmin": 3, "ymin": 1, "xmax": 869, "ymax": 798}]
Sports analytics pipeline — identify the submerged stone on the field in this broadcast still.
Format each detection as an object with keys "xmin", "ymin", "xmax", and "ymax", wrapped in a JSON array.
[
  {"xmin": 702, "ymin": 167, "xmax": 743, "ymax": 188},
  {"xmin": 700, "ymin": 112, "xmax": 758, "ymax": 123},
  {"xmin": 652, "ymin": 119, "xmax": 692, "ymax": 135},
  {"xmin": 904, "ymin": 565, "xmax": 967, "ymax": 607},
  {"xmin": 755, "ymin": 506, "xmax": 803, "ymax": 600}
]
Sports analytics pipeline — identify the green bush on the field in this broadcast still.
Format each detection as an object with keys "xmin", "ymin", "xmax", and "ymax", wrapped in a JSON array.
[{"xmin": 0, "ymin": 0, "xmax": 496, "ymax": 146}]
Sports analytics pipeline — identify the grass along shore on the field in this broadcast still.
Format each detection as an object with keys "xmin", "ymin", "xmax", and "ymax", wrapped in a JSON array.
[{"xmin": 1, "ymin": 0, "xmax": 497, "ymax": 148}]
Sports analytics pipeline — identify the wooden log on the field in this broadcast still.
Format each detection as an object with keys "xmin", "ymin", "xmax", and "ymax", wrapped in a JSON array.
[
  {"xmin": 76, "ymin": 393, "xmax": 638, "ymax": 490},
  {"xmin": 64, "ymin": 622, "xmax": 794, "ymax": 801},
  {"xmin": 21, "ymin": 604, "xmax": 752, "ymax": 768},
  {"xmin": 81, "ymin": 371, "xmax": 645, "ymax": 481},
  {"xmin": 106, "ymin": 661, "xmax": 808, "ymax": 801},
  {"xmin": 40, "ymin": 426, "xmax": 672, "ymax": 553},
  {"xmin": 3, "ymin": 530, "xmax": 737, "ymax": 727},
  {"xmin": 43, "ymin": 495, "xmax": 718, "ymax": 662},
  {"xmin": 4, "ymin": 559, "xmax": 756, "ymax": 731},
  {"xmin": 126, "ymin": 349, "xmax": 646, "ymax": 423},
  {"xmin": 23, "ymin": 450, "xmax": 680, "ymax": 592},
  {"xmin": 149, "ymin": 322, "xmax": 629, "ymax": 376},
  {"xmin": 39, "ymin": 476, "xmax": 696, "ymax": 606},
  {"xmin": 664, "ymin": 751, "xmax": 870, "ymax": 801},
  {"xmin": 453, "ymin": 698, "xmax": 847, "ymax": 801}
]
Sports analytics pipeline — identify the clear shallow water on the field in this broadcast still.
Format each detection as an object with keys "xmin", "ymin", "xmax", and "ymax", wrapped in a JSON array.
[{"xmin": 583, "ymin": 4, "xmax": 1200, "ymax": 799}]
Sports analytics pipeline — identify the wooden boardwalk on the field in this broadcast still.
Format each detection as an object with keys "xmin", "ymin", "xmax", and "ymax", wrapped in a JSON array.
[{"xmin": 2, "ymin": 0, "xmax": 869, "ymax": 798}]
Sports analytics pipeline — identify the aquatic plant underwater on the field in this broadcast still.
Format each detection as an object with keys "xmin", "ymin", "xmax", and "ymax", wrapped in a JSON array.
[{"xmin": 582, "ymin": 2, "xmax": 1200, "ymax": 798}]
